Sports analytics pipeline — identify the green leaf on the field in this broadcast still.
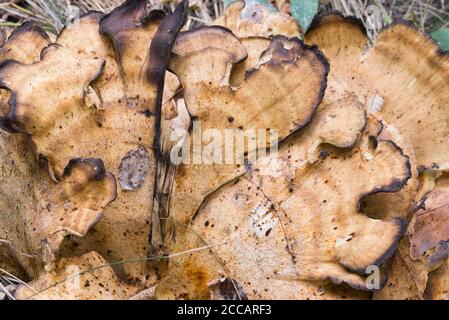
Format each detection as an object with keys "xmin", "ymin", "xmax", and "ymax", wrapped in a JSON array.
[
  {"xmin": 290, "ymin": 0, "xmax": 319, "ymax": 32},
  {"xmin": 431, "ymin": 28, "xmax": 449, "ymax": 52}
]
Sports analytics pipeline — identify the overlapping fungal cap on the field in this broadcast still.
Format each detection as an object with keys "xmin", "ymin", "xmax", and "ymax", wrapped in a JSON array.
[
  {"xmin": 99, "ymin": 0, "xmax": 173, "ymax": 112},
  {"xmin": 0, "ymin": 25, "xmax": 53, "ymax": 279},
  {"xmin": 375, "ymin": 174, "xmax": 449, "ymax": 299},
  {"xmin": 155, "ymin": 88, "xmax": 413, "ymax": 299},
  {"xmin": 149, "ymin": 30, "xmax": 329, "ymax": 255},
  {"xmin": 5, "ymin": 156, "xmax": 115, "ymax": 266},
  {"xmin": 410, "ymin": 176, "xmax": 449, "ymax": 268},
  {"xmin": 14, "ymin": 252, "xmax": 139, "ymax": 300},
  {"xmin": 0, "ymin": 23, "xmax": 116, "ymax": 281},
  {"xmin": 212, "ymin": 0, "xmax": 300, "ymax": 86},
  {"xmin": 302, "ymin": 12, "xmax": 449, "ymax": 300},
  {"xmin": 425, "ymin": 259, "xmax": 449, "ymax": 300},
  {"xmin": 0, "ymin": 0, "xmax": 188, "ymax": 281},
  {"xmin": 0, "ymin": 131, "xmax": 46, "ymax": 279},
  {"xmin": 42, "ymin": 159, "xmax": 117, "ymax": 263},
  {"xmin": 305, "ymin": 12, "xmax": 449, "ymax": 173},
  {"xmin": 214, "ymin": 0, "xmax": 300, "ymax": 38},
  {"xmin": 359, "ymin": 120, "xmax": 418, "ymax": 221},
  {"xmin": 0, "ymin": 134, "xmax": 117, "ymax": 278},
  {"xmin": 0, "ymin": 22, "xmax": 50, "ymax": 128}
]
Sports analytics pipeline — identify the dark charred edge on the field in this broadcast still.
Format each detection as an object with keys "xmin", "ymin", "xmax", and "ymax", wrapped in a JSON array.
[
  {"xmin": 63, "ymin": 158, "xmax": 107, "ymax": 181},
  {"xmin": 105, "ymin": 171, "xmax": 119, "ymax": 203},
  {"xmin": 99, "ymin": 0, "xmax": 148, "ymax": 36},
  {"xmin": 346, "ymin": 139, "xmax": 411, "ymax": 273},
  {"xmin": 0, "ymin": 45, "xmax": 105, "ymax": 134},
  {"xmin": 6, "ymin": 21, "xmax": 50, "ymax": 43},
  {"xmin": 147, "ymin": 0, "xmax": 188, "ymax": 258},
  {"xmin": 170, "ymin": 25, "xmax": 248, "ymax": 64},
  {"xmin": 307, "ymin": 10, "xmax": 367, "ymax": 38},
  {"xmin": 331, "ymin": 218, "xmax": 406, "ymax": 290},
  {"xmin": 357, "ymin": 140, "xmax": 412, "ymax": 212},
  {"xmin": 370, "ymin": 218, "xmax": 407, "ymax": 268},
  {"xmin": 244, "ymin": 35, "xmax": 330, "ymax": 144},
  {"xmin": 0, "ymin": 59, "xmax": 23, "ymax": 133},
  {"xmin": 144, "ymin": 9, "xmax": 167, "ymax": 26},
  {"xmin": 148, "ymin": 136, "xmax": 179, "ymax": 257},
  {"xmin": 55, "ymin": 11, "xmax": 104, "ymax": 43},
  {"xmin": 342, "ymin": 108, "xmax": 368, "ymax": 149}
]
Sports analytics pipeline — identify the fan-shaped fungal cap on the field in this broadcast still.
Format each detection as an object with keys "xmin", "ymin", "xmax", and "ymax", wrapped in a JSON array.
[
  {"xmin": 0, "ymin": 0, "xmax": 188, "ymax": 280},
  {"xmin": 374, "ymin": 174, "xmax": 449, "ymax": 300},
  {"xmin": 425, "ymin": 259, "xmax": 449, "ymax": 300},
  {"xmin": 359, "ymin": 120, "xmax": 418, "ymax": 221},
  {"xmin": 56, "ymin": 12, "xmax": 125, "ymax": 109},
  {"xmin": 0, "ymin": 44, "xmax": 105, "ymax": 135},
  {"xmin": 43, "ymin": 158, "xmax": 117, "ymax": 263},
  {"xmin": 0, "ymin": 22, "xmax": 50, "ymax": 131},
  {"xmin": 0, "ymin": 24, "xmax": 63, "ymax": 278},
  {"xmin": 212, "ymin": 0, "xmax": 300, "ymax": 87},
  {"xmin": 0, "ymin": 136, "xmax": 118, "ymax": 277},
  {"xmin": 410, "ymin": 175, "xmax": 449, "ymax": 268},
  {"xmin": 14, "ymin": 252, "xmax": 139, "ymax": 300},
  {"xmin": 214, "ymin": 0, "xmax": 300, "ymax": 38},
  {"xmin": 150, "ymin": 31, "xmax": 329, "ymax": 255},
  {"xmin": 0, "ymin": 22, "xmax": 50, "ymax": 64},
  {"xmin": 156, "ymin": 91, "xmax": 411, "ymax": 299},
  {"xmin": 305, "ymin": 12, "xmax": 449, "ymax": 173}
]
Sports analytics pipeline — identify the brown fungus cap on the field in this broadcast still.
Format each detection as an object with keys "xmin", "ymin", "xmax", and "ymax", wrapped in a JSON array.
[
  {"xmin": 0, "ymin": 22, "xmax": 50, "ymax": 131},
  {"xmin": 359, "ymin": 120, "xmax": 418, "ymax": 221},
  {"xmin": 42, "ymin": 158, "xmax": 117, "ymax": 264},
  {"xmin": 0, "ymin": 22, "xmax": 50, "ymax": 65},
  {"xmin": 14, "ymin": 252, "xmax": 140, "ymax": 300},
  {"xmin": 375, "ymin": 174, "xmax": 449, "ymax": 300},
  {"xmin": 56, "ymin": 12, "xmax": 125, "ymax": 109},
  {"xmin": 305, "ymin": 12, "xmax": 449, "ymax": 173},
  {"xmin": 212, "ymin": 0, "xmax": 300, "ymax": 87},
  {"xmin": 0, "ymin": 0, "xmax": 188, "ymax": 281},
  {"xmin": 214, "ymin": 0, "xmax": 300, "ymax": 38},
  {"xmin": 155, "ymin": 91, "xmax": 411, "ymax": 299},
  {"xmin": 1, "ymin": 101, "xmax": 117, "ymax": 277},
  {"xmin": 149, "ymin": 30, "xmax": 329, "ymax": 255},
  {"xmin": 425, "ymin": 259, "xmax": 449, "ymax": 300},
  {"xmin": 0, "ymin": 138, "xmax": 117, "ymax": 278},
  {"xmin": 410, "ymin": 175, "xmax": 449, "ymax": 268}
]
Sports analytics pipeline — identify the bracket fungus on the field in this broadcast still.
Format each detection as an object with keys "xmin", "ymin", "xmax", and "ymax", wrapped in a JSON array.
[
  {"xmin": 14, "ymin": 252, "xmax": 140, "ymax": 300},
  {"xmin": 213, "ymin": 0, "xmax": 300, "ymax": 86},
  {"xmin": 214, "ymin": 0, "xmax": 300, "ymax": 38},
  {"xmin": 1, "ymin": 0, "xmax": 448, "ymax": 301},
  {"xmin": 305, "ymin": 12, "xmax": 449, "ymax": 173},
  {"xmin": 156, "ymin": 98, "xmax": 412, "ymax": 299},
  {"xmin": 0, "ymin": 23, "xmax": 115, "ymax": 280},
  {"xmin": 375, "ymin": 174, "xmax": 449, "ymax": 299},
  {"xmin": 0, "ymin": 0, "xmax": 189, "ymax": 285},
  {"xmin": 149, "ymin": 30, "xmax": 330, "ymax": 256}
]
